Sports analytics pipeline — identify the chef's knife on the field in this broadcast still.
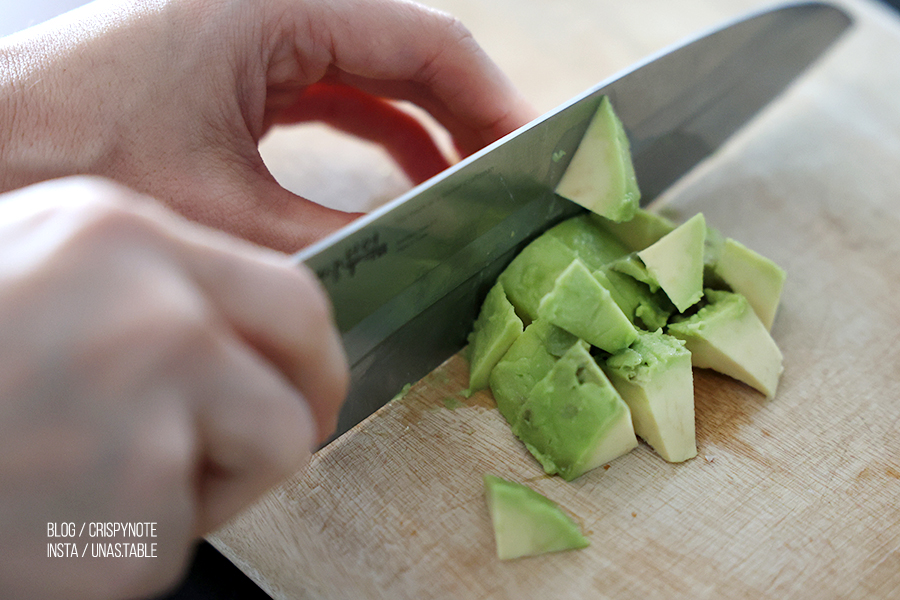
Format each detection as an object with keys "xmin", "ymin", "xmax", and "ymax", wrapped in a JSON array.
[{"xmin": 295, "ymin": 1, "xmax": 851, "ymax": 441}]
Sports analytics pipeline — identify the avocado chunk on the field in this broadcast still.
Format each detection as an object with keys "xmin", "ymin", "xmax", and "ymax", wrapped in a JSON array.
[
  {"xmin": 483, "ymin": 474, "xmax": 589, "ymax": 559},
  {"xmin": 593, "ymin": 267, "xmax": 674, "ymax": 331},
  {"xmin": 489, "ymin": 320, "xmax": 580, "ymax": 424},
  {"xmin": 537, "ymin": 259, "xmax": 638, "ymax": 353},
  {"xmin": 637, "ymin": 213, "xmax": 707, "ymax": 312},
  {"xmin": 467, "ymin": 283, "xmax": 524, "ymax": 394},
  {"xmin": 591, "ymin": 208, "xmax": 677, "ymax": 251},
  {"xmin": 668, "ymin": 289, "xmax": 783, "ymax": 398},
  {"xmin": 711, "ymin": 238, "xmax": 786, "ymax": 331},
  {"xmin": 543, "ymin": 213, "xmax": 631, "ymax": 270},
  {"xmin": 554, "ymin": 96, "xmax": 640, "ymax": 222},
  {"xmin": 604, "ymin": 330, "xmax": 696, "ymax": 463},
  {"xmin": 498, "ymin": 215, "xmax": 632, "ymax": 322},
  {"xmin": 498, "ymin": 234, "xmax": 577, "ymax": 322},
  {"xmin": 511, "ymin": 343, "xmax": 637, "ymax": 481},
  {"xmin": 608, "ymin": 253, "xmax": 661, "ymax": 292}
]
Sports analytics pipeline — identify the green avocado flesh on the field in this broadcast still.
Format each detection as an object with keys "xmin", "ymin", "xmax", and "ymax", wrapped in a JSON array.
[
  {"xmin": 707, "ymin": 237, "xmax": 786, "ymax": 331},
  {"xmin": 554, "ymin": 96, "xmax": 640, "ymax": 222},
  {"xmin": 467, "ymin": 283, "xmax": 523, "ymax": 393},
  {"xmin": 464, "ymin": 97, "xmax": 785, "ymax": 489},
  {"xmin": 483, "ymin": 474, "xmax": 589, "ymax": 559},
  {"xmin": 489, "ymin": 320, "xmax": 580, "ymax": 424},
  {"xmin": 604, "ymin": 330, "xmax": 696, "ymax": 463},
  {"xmin": 511, "ymin": 344, "xmax": 637, "ymax": 481},
  {"xmin": 499, "ymin": 214, "xmax": 629, "ymax": 321},
  {"xmin": 537, "ymin": 259, "xmax": 637, "ymax": 353},
  {"xmin": 668, "ymin": 290, "xmax": 784, "ymax": 398},
  {"xmin": 637, "ymin": 212, "xmax": 707, "ymax": 312},
  {"xmin": 592, "ymin": 208, "xmax": 676, "ymax": 251}
]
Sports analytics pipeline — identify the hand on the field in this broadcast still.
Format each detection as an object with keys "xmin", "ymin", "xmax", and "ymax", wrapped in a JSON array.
[
  {"xmin": 0, "ymin": 0, "xmax": 538, "ymax": 252},
  {"xmin": 0, "ymin": 177, "xmax": 348, "ymax": 600}
]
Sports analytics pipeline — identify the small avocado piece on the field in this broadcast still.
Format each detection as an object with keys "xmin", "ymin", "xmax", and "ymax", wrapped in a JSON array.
[
  {"xmin": 537, "ymin": 259, "xmax": 638, "ymax": 353},
  {"xmin": 591, "ymin": 208, "xmax": 677, "ymax": 251},
  {"xmin": 489, "ymin": 320, "xmax": 581, "ymax": 424},
  {"xmin": 554, "ymin": 96, "xmax": 640, "ymax": 222},
  {"xmin": 543, "ymin": 214, "xmax": 631, "ymax": 270},
  {"xmin": 711, "ymin": 238, "xmax": 786, "ymax": 331},
  {"xmin": 467, "ymin": 283, "xmax": 524, "ymax": 393},
  {"xmin": 604, "ymin": 330, "xmax": 696, "ymax": 463},
  {"xmin": 512, "ymin": 343, "xmax": 638, "ymax": 481},
  {"xmin": 608, "ymin": 253, "xmax": 660, "ymax": 291},
  {"xmin": 483, "ymin": 474, "xmax": 589, "ymax": 560},
  {"xmin": 668, "ymin": 289, "xmax": 784, "ymax": 398},
  {"xmin": 499, "ymin": 234, "xmax": 577, "ymax": 322},
  {"xmin": 703, "ymin": 224, "xmax": 726, "ymax": 278},
  {"xmin": 638, "ymin": 213, "xmax": 707, "ymax": 312},
  {"xmin": 594, "ymin": 267, "xmax": 674, "ymax": 331}
]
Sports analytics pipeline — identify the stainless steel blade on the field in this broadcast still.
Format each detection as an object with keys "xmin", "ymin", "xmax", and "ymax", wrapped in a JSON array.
[{"xmin": 295, "ymin": 1, "xmax": 851, "ymax": 441}]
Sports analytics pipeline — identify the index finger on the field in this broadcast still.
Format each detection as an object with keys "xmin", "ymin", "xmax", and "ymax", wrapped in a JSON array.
[{"xmin": 264, "ymin": 0, "xmax": 539, "ymax": 154}]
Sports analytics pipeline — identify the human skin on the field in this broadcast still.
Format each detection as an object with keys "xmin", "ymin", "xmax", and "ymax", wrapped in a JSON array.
[
  {"xmin": 0, "ymin": 0, "xmax": 537, "ymax": 252},
  {"xmin": 0, "ymin": 0, "xmax": 536, "ymax": 598},
  {"xmin": 0, "ymin": 176, "xmax": 348, "ymax": 599}
]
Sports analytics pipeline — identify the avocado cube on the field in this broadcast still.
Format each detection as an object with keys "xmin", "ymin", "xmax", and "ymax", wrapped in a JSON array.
[
  {"xmin": 711, "ymin": 238, "xmax": 786, "ymax": 331},
  {"xmin": 591, "ymin": 208, "xmax": 677, "ymax": 251},
  {"xmin": 467, "ymin": 283, "xmax": 524, "ymax": 393},
  {"xmin": 608, "ymin": 253, "xmax": 660, "ymax": 292},
  {"xmin": 543, "ymin": 213, "xmax": 631, "ymax": 270},
  {"xmin": 537, "ymin": 259, "xmax": 638, "ymax": 353},
  {"xmin": 555, "ymin": 96, "xmax": 640, "ymax": 222},
  {"xmin": 638, "ymin": 212, "xmax": 707, "ymax": 312},
  {"xmin": 483, "ymin": 474, "xmax": 589, "ymax": 560},
  {"xmin": 594, "ymin": 267, "xmax": 674, "ymax": 331},
  {"xmin": 668, "ymin": 289, "xmax": 783, "ymax": 398},
  {"xmin": 604, "ymin": 330, "xmax": 696, "ymax": 463},
  {"xmin": 498, "ymin": 234, "xmax": 577, "ymax": 322},
  {"xmin": 489, "ymin": 320, "xmax": 580, "ymax": 424},
  {"xmin": 512, "ymin": 344, "xmax": 638, "ymax": 481}
]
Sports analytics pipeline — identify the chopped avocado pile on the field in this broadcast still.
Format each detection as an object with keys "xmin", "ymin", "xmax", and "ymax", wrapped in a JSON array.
[
  {"xmin": 471, "ymin": 96, "xmax": 786, "ymax": 559},
  {"xmin": 468, "ymin": 95, "xmax": 785, "ymax": 486}
]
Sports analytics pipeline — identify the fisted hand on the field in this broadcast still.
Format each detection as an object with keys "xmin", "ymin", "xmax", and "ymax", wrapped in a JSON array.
[{"xmin": 0, "ymin": 177, "xmax": 347, "ymax": 599}]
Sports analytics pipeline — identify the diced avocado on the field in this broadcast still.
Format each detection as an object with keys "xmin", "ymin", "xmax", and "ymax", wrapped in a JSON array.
[
  {"xmin": 537, "ymin": 259, "xmax": 638, "ymax": 353},
  {"xmin": 498, "ymin": 234, "xmax": 577, "ymax": 322},
  {"xmin": 594, "ymin": 267, "xmax": 674, "ymax": 331},
  {"xmin": 608, "ymin": 253, "xmax": 660, "ymax": 291},
  {"xmin": 512, "ymin": 344, "xmax": 637, "ymax": 481},
  {"xmin": 638, "ymin": 213, "xmax": 707, "ymax": 312},
  {"xmin": 711, "ymin": 238, "xmax": 786, "ymax": 331},
  {"xmin": 591, "ymin": 208, "xmax": 677, "ymax": 251},
  {"xmin": 703, "ymin": 224, "xmax": 726, "ymax": 277},
  {"xmin": 668, "ymin": 289, "xmax": 783, "ymax": 398},
  {"xmin": 543, "ymin": 214, "xmax": 631, "ymax": 270},
  {"xmin": 554, "ymin": 96, "xmax": 640, "ymax": 222},
  {"xmin": 489, "ymin": 320, "xmax": 581, "ymax": 424},
  {"xmin": 604, "ymin": 330, "xmax": 696, "ymax": 463},
  {"xmin": 483, "ymin": 474, "xmax": 589, "ymax": 560},
  {"xmin": 634, "ymin": 295, "xmax": 675, "ymax": 332},
  {"xmin": 467, "ymin": 283, "xmax": 524, "ymax": 393}
]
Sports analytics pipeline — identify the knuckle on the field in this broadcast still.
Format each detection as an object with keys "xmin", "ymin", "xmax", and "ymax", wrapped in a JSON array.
[{"xmin": 38, "ymin": 176, "xmax": 172, "ymax": 253}]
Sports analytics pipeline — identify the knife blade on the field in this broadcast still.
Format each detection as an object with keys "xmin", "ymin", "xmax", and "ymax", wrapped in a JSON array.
[{"xmin": 295, "ymin": 1, "xmax": 851, "ymax": 442}]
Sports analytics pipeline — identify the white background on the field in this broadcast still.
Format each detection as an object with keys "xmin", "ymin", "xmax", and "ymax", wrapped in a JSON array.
[{"xmin": 1, "ymin": 0, "xmax": 87, "ymax": 37}]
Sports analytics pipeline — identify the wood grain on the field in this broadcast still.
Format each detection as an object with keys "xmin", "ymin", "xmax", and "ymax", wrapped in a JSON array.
[{"xmin": 214, "ymin": 0, "xmax": 900, "ymax": 597}]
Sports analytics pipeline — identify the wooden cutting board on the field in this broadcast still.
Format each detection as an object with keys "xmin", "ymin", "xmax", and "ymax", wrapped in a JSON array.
[{"xmin": 211, "ymin": 0, "xmax": 900, "ymax": 597}]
